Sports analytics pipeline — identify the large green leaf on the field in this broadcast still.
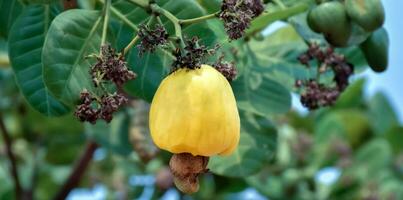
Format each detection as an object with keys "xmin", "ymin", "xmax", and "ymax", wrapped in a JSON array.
[
  {"xmin": 209, "ymin": 113, "xmax": 277, "ymax": 177},
  {"xmin": 8, "ymin": 4, "xmax": 70, "ymax": 116},
  {"xmin": 0, "ymin": 0, "xmax": 24, "ymax": 37},
  {"xmin": 233, "ymin": 73, "xmax": 292, "ymax": 116},
  {"xmin": 110, "ymin": 0, "xmax": 217, "ymax": 102},
  {"xmin": 43, "ymin": 9, "xmax": 103, "ymax": 105}
]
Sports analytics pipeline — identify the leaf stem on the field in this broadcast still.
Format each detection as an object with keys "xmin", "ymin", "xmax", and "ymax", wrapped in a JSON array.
[
  {"xmin": 127, "ymin": 0, "xmax": 149, "ymax": 9},
  {"xmin": 122, "ymin": 15, "xmax": 155, "ymax": 56},
  {"xmin": 150, "ymin": 4, "xmax": 185, "ymax": 48},
  {"xmin": 101, "ymin": 0, "xmax": 111, "ymax": 46},
  {"xmin": 179, "ymin": 12, "xmax": 219, "ymax": 25},
  {"xmin": 123, "ymin": 35, "xmax": 140, "ymax": 56},
  {"xmin": 0, "ymin": 113, "xmax": 22, "ymax": 200},
  {"xmin": 52, "ymin": 141, "xmax": 99, "ymax": 200}
]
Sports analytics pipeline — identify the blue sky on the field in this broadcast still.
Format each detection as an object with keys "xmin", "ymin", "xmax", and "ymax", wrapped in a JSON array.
[{"xmin": 364, "ymin": 1, "xmax": 403, "ymax": 122}]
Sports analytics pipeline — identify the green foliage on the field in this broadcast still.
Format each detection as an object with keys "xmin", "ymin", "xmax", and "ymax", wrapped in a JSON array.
[
  {"xmin": 42, "ymin": 9, "xmax": 104, "ymax": 105},
  {"xmin": 0, "ymin": 0, "xmax": 24, "ymax": 37},
  {"xmin": 8, "ymin": 3, "xmax": 70, "ymax": 116}
]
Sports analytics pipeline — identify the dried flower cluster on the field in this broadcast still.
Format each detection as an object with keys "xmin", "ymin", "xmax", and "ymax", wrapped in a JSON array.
[
  {"xmin": 296, "ymin": 43, "xmax": 354, "ymax": 110},
  {"xmin": 75, "ymin": 91, "xmax": 128, "ymax": 124},
  {"xmin": 219, "ymin": 0, "xmax": 264, "ymax": 40},
  {"xmin": 171, "ymin": 37, "xmax": 218, "ymax": 71},
  {"xmin": 213, "ymin": 55, "xmax": 237, "ymax": 81},
  {"xmin": 137, "ymin": 24, "xmax": 169, "ymax": 56},
  {"xmin": 74, "ymin": 90, "xmax": 99, "ymax": 124},
  {"xmin": 91, "ymin": 44, "xmax": 136, "ymax": 87},
  {"xmin": 75, "ymin": 44, "xmax": 136, "ymax": 124}
]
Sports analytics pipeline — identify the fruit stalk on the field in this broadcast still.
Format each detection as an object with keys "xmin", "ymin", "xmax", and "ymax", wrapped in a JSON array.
[{"xmin": 169, "ymin": 153, "xmax": 209, "ymax": 194}]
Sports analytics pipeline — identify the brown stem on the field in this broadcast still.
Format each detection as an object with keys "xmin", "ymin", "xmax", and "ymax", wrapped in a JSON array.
[
  {"xmin": 0, "ymin": 113, "xmax": 22, "ymax": 200},
  {"xmin": 63, "ymin": 0, "xmax": 78, "ymax": 10},
  {"xmin": 52, "ymin": 141, "xmax": 99, "ymax": 200},
  {"xmin": 169, "ymin": 153, "xmax": 209, "ymax": 194}
]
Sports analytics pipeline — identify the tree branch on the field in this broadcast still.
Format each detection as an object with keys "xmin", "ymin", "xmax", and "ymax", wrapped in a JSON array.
[
  {"xmin": 0, "ymin": 113, "xmax": 22, "ymax": 200},
  {"xmin": 52, "ymin": 141, "xmax": 99, "ymax": 200}
]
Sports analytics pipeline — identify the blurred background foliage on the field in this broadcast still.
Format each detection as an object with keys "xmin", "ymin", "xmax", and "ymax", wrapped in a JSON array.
[{"xmin": 1, "ymin": 0, "xmax": 402, "ymax": 199}]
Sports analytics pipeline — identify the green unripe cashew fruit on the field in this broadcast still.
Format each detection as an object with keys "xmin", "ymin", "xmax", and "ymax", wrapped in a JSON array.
[
  {"xmin": 307, "ymin": 2, "xmax": 352, "ymax": 47},
  {"xmin": 360, "ymin": 28, "xmax": 389, "ymax": 72},
  {"xmin": 345, "ymin": 0, "xmax": 385, "ymax": 32}
]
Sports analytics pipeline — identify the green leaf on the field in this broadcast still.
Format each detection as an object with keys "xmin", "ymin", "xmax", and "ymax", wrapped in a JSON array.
[
  {"xmin": 196, "ymin": 0, "xmax": 221, "ymax": 13},
  {"xmin": 246, "ymin": 3, "xmax": 309, "ymax": 36},
  {"xmin": 111, "ymin": 0, "xmax": 217, "ymax": 101},
  {"xmin": 233, "ymin": 74, "xmax": 292, "ymax": 116},
  {"xmin": 85, "ymin": 112, "xmax": 132, "ymax": 156},
  {"xmin": 368, "ymin": 92, "xmax": 399, "ymax": 135},
  {"xmin": 230, "ymin": 28, "xmax": 299, "ymax": 116},
  {"xmin": 77, "ymin": 0, "xmax": 96, "ymax": 9},
  {"xmin": 8, "ymin": 4, "xmax": 70, "ymax": 116},
  {"xmin": 0, "ymin": 0, "xmax": 24, "ymax": 37},
  {"xmin": 209, "ymin": 113, "xmax": 277, "ymax": 177},
  {"xmin": 248, "ymin": 26, "xmax": 310, "ymax": 90},
  {"xmin": 43, "ymin": 9, "xmax": 103, "ymax": 105}
]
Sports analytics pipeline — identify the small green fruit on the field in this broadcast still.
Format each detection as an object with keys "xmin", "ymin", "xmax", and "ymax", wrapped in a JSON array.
[
  {"xmin": 345, "ymin": 0, "xmax": 385, "ymax": 32},
  {"xmin": 360, "ymin": 28, "xmax": 389, "ymax": 72},
  {"xmin": 307, "ymin": 2, "xmax": 352, "ymax": 47}
]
